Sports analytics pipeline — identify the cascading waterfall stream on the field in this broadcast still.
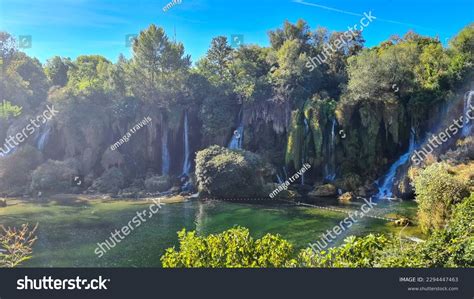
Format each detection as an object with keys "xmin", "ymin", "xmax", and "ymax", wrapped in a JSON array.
[
  {"xmin": 375, "ymin": 129, "xmax": 416, "ymax": 200},
  {"xmin": 324, "ymin": 118, "xmax": 337, "ymax": 181},
  {"xmin": 301, "ymin": 118, "xmax": 310, "ymax": 185},
  {"xmin": 228, "ymin": 108, "xmax": 244, "ymax": 150},
  {"xmin": 161, "ymin": 124, "xmax": 170, "ymax": 176},
  {"xmin": 182, "ymin": 111, "xmax": 191, "ymax": 175},
  {"xmin": 36, "ymin": 125, "xmax": 52, "ymax": 151},
  {"xmin": 462, "ymin": 91, "xmax": 474, "ymax": 137}
]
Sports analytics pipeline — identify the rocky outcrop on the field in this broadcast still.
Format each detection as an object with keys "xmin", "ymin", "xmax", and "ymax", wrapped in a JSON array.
[
  {"xmin": 308, "ymin": 184, "xmax": 337, "ymax": 197},
  {"xmin": 195, "ymin": 145, "xmax": 271, "ymax": 198},
  {"xmin": 338, "ymin": 192, "xmax": 355, "ymax": 203}
]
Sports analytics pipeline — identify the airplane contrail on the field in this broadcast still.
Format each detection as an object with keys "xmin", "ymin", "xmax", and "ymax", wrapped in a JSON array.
[{"xmin": 292, "ymin": 0, "xmax": 440, "ymax": 32}]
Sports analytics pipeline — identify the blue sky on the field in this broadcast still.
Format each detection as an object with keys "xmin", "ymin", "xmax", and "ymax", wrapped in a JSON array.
[{"xmin": 1, "ymin": 0, "xmax": 473, "ymax": 64}]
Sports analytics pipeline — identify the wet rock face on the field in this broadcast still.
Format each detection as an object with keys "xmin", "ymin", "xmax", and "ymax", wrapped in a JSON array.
[
  {"xmin": 336, "ymin": 99, "xmax": 408, "ymax": 178},
  {"xmin": 394, "ymin": 175, "xmax": 415, "ymax": 200}
]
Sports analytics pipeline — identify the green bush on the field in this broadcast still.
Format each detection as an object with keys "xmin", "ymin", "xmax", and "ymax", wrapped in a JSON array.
[
  {"xmin": 298, "ymin": 234, "xmax": 389, "ymax": 268},
  {"xmin": 30, "ymin": 159, "xmax": 78, "ymax": 194},
  {"xmin": 0, "ymin": 145, "xmax": 43, "ymax": 196},
  {"xmin": 91, "ymin": 167, "xmax": 125, "ymax": 194},
  {"xmin": 161, "ymin": 227, "xmax": 295, "ymax": 268},
  {"xmin": 413, "ymin": 163, "xmax": 469, "ymax": 233},
  {"xmin": 377, "ymin": 193, "xmax": 474, "ymax": 267},
  {"xmin": 195, "ymin": 145, "xmax": 270, "ymax": 198},
  {"xmin": 415, "ymin": 193, "xmax": 473, "ymax": 267}
]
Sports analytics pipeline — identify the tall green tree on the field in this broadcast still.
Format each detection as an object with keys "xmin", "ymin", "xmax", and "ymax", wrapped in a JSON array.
[
  {"xmin": 44, "ymin": 56, "xmax": 72, "ymax": 87},
  {"xmin": 130, "ymin": 24, "xmax": 190, "ymax": 107}
]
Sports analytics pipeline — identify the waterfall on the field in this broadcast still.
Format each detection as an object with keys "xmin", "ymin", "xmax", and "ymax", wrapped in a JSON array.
[
  {"xmin": 36, "ymin": 125, "xmax": 51, "ymax": 151},
  {"xmin": 161, "ymin": 124, "xmax": 170, "ymax": 175},
  {"xmin": 301, "ymin": 118, "xmax": 310, "ymax": 185},
  {"xmin": 182, "ymin": 111, "xmax": 191, "ymax": 175},
  {"xmin": 276, "ymin": 174, "xmax": 284, "ymax": 184},
  {"xmin": 324, "ymin": 118, "xmax": 337, "ymax": 181},
  {"xmin": 282, "ymin": 166, "xmax": 288, "ymax": 180},
  {"xmin": 228, "ymin": 108, "xmax": 244, "ymax": 150},
  {"xmin": 462, "ymin": 91, "xmax": 474, "ymax": 137},
  {"xmin": 375, "ymin": 129, "xmax": 416, "ymax": 200}
]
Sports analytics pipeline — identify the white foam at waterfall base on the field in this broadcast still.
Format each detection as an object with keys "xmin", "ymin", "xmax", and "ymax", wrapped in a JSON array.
[
  {"xmin": 228, "ymin": 108, "xmax": 244, "ymax": 150},
  {"xmin": 375, "ymin": 130, "xmax": 415, "ymax": 200},
  {"xmin": 228, "ymin": 120, "xmax": 244, "ymax": 150}
]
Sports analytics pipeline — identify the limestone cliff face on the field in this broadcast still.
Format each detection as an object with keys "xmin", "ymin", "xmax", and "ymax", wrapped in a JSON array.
[{"xmin": 335, "ymin": 98, "xmax": 409, "ymax": 178}]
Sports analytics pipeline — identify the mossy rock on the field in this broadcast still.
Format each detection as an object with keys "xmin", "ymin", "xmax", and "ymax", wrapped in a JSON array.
[
  {"xmin": 91, "ymin": 167, "xmax": 125, "ymax": 194},
  {"xmin": 144, "ymin": 175, "xmax": 172, "ymax": 192},
  {"xmin": 195, "ymin": 145, "xmax": 270, "ymax": 198},
  {"xmin": 308, "ymin": 184, "xmax": 337, "ymax": 197},
  {"xmin": 338, "ymin": 192, "xmax": 355, "ymax": 203},
  {"xmin": 394, "ymin": 217, "xmax": 411, "ymax": 226}
]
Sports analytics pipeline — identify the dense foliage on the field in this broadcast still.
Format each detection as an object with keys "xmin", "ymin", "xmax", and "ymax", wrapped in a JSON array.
[
  {"xmin": 413, "ymin": 162, "xmax": 469, "ymax": 233},
  {"xmin": 161, "ymin": 227, "xmax": 295, "ymax": 268}
]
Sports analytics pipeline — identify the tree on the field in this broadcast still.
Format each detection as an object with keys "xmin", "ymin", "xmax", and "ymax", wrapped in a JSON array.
[
  {"xmin": 4, "ymin": 53, "xmax": 49, "ymax": 109},
  {"xmin": 196, "ymin": 36, "xmax": 234, "ymax": 86},
  {"xmin": 44, "ymin": 56, "xmax": 72, "ymax": 87},
  {"xmin": 268, "ymin": 20, "xmax": 311, "ymax": 51},
  {"xmin": 0, "ymin": 32, "xmax": 17, "ymax": 72},
  {"xmin": 447, "ymin": 23, "xmax": 474, "ymax": 87},
  {"xmin": 130, "ymin": 24, "xmax": 190, "ymax": 107},
  {"xmin": 67, "ymin": 55, "xmax": 112, "ymax": 92},
  {"xmin": 229, "ymin": 45, "xmax": 272, "ymax": 103}
]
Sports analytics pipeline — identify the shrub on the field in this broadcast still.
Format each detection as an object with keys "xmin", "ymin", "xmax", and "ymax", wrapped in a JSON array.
[
  {"xmin": 91, "ymin": 167, "xmax": 125, "ymax": 194},
  {"xmin": 416, "ymin": 193, "xmax": 473, "ymax": 267},
  {"xmin": 195, "ymin": 145, "xmax": 270, "ymax": 198},
  {"xmin": 413, "ymin": 162, "xmax": 469, "ymax": 233},
  {"xmin": 30, "ymin": 159, "xmax": 79, "ymax": 194},
  {"xmin": 297, "ymin": 234, "xmax": 389, "ymax": 268},
  {"xmin": 0, "ymin": 145, "xmax": 43, "ymax": 196},
  {"xmin": 377, "ymin": 193, "xmax": 474, "ymax": 267},
  {"xmin": 161, "ymin": 227, "xmax": 295, "ymax": 268}
]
